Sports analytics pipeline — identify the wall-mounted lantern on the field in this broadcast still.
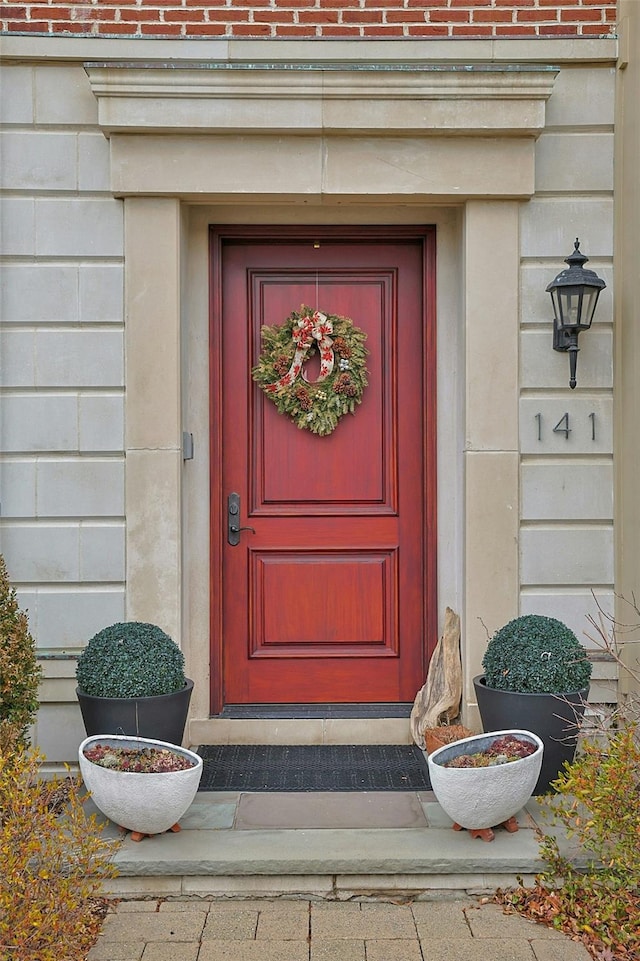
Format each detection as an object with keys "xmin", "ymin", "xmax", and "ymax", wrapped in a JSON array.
[{"xmin": 546, "ymin": 239, "xmax": 606, "ymax": 389}]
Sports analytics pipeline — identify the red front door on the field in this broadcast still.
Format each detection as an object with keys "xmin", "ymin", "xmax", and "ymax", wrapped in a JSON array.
[{"xmin": 210, "ymin": 226, "xmax": 437, "ymax": 711}]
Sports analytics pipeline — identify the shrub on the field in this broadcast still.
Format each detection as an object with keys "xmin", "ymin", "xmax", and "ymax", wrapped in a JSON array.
[
  {"xmin": 499, "ymin": 726, "xmax": 640, "ymax": 959},
  {"xmin": 76, "ymin": 621, "xmax": 186, "ymax": 698},
  {"xmin": 0, "ymin": 733, "xmax": 116, "ymax": 961},
  {"xmin": 0, "ymin": 554, "xmax": 42, "ymax": 744},
  {"xmin": 482, "ymin": 614, "xmax": 592, "ymax": 694},
  {"xmin": 496, "ymin": 598, "xmax": 640, "ymax": 959}
]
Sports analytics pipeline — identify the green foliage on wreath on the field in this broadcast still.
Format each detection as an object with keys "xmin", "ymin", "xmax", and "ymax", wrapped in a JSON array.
[{"xmin": 252, "ymin": 306, "xmax": 369, "ymax": 436}]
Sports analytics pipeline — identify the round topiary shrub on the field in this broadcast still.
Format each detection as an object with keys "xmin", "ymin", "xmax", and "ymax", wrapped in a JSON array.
[
  {"xmin": 76, "ymin": 622, "xmax": 186, "ymax": 699},
  {"xmin": 482, "ymin": 614, "xmax": 592, "ymax": 694}
]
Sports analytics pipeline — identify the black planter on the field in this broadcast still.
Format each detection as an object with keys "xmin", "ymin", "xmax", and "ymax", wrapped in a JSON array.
[
  {"xmin": 76, "ymin": 679, "xmax": 194, "ymax": 746},
  {"xmin": 473, "ymin": 675, "xmax": 588, "ymax": 795}
]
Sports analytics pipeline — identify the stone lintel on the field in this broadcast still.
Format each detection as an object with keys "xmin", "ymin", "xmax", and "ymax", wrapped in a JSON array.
[{"xmin": 109, "ymin": 134, "xmax": 536, "ymax": 200}]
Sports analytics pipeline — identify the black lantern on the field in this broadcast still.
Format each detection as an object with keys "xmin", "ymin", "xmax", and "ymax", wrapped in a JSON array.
[{"xmin": 546, "ymin": 239, "xmax": 606, "ymax": 389}]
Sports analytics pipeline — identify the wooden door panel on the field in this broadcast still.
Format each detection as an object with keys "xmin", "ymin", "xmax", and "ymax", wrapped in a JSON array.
[
  {"xmin": 253, "ymin": 272, "xmax": 392, "ymax": 511},
  {"xmin": 252, "ymin": 550, "xmax": 396, "ymax": 655},
  {"xmin": 212, "ymin": 228, "xmax": 436, "ymax": 708}
]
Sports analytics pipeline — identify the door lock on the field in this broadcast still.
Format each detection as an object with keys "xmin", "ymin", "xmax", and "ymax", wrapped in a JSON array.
[{"xmin": 227, "ymin": 493, "xmax": 256, "ymax": 546}]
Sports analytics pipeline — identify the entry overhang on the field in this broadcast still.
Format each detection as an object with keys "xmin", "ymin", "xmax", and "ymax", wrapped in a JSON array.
[{"xmin": 85, "ymin": 62, "xmax": 557, "ymax": 201}]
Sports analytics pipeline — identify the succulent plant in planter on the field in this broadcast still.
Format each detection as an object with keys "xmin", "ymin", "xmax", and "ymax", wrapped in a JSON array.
[
  {"xmin": 76, "ymin": 622, "xmax": 194, "ymax": 746},
  {"xmin": 79, "ymin": 734, "xmax": 203, "ymax": 841},
  {"xmin": 474, "ymin": 614, "xmax": 592, "ymax": 794},
  {"xmin": 427, "ymin": 729, "xmax": 544, "ymax": 842}
]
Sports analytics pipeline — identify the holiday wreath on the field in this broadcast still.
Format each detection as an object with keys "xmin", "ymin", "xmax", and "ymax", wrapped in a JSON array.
[{"xmin": 252, "ymin": 305, "xmax": 369, "ymax": 436}]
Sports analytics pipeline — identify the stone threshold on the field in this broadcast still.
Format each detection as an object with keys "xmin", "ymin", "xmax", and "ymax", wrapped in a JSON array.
[{"xmin": 188, "ymin": 716, "xmax": 413, "ymax": 745}]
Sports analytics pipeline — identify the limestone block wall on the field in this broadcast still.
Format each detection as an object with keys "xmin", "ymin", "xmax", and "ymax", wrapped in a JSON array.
[
  {"xmin": 0, "ymin": 33, "xmax": 618, "ymax": 761},
  {"xmin": 519, "ymin": 63, "xmax": 616, "ymax": 700},
  {"xmin": 0, "ymin": 64, "xmax": 126, "ymax": 763}
]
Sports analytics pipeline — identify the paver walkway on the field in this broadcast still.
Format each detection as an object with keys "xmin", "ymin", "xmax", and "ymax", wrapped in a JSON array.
[{"xmin": 88, "ymin": 897, "xmax": 592, "ymax": 961}]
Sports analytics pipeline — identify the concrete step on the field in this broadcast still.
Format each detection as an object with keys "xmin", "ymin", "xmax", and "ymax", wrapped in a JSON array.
[{"xmin": 97, "ymin": 791, "xmax": 556, "ymax": 901}]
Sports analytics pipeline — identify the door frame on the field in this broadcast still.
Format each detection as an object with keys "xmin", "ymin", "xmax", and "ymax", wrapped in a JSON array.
[{"xmin": 209, "ymin": 224, "xmax": 438, "ymax": 715}]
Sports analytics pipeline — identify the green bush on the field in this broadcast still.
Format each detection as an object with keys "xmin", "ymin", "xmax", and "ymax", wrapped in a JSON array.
[
  {"xmin": 76, "ymin": 621, "xmax": 186, "ymax": 698},
  {"xmin": 0, "ymin": 554, "xmax": 41, "ymax": 744},
  {"xmin": 482, "ymin": 614, "xmax": 592, "ymax": 694}
]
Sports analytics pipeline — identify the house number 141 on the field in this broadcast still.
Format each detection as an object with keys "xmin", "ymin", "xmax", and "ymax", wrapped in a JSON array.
[{"xmin": 535, "ymin": 412, "xmax": 597, "ymax": 441}]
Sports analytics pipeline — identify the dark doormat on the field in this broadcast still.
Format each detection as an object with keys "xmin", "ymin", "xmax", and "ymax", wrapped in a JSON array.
[{"xmin": 196, "ymin": 744, "xmax": 431, "ymax": 792}]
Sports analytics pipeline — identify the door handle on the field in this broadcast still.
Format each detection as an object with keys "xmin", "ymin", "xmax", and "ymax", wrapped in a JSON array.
[{"xmin": 227, "ymin": 493, "xmax": 256, "ymax": 546}]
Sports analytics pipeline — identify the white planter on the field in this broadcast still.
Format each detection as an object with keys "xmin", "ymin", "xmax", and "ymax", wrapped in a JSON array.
[
  {"xmin": 79, "ymin": 734, "xmax": 203, "ymax": 837},
  {"xmin": 426, "ymin": 729, "xmax": 543, "ymax": 832}
]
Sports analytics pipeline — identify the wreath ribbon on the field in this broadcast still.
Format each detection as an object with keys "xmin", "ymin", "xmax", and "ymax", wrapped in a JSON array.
[{"xmin": 265, "ymin": 310, "xmax": 334, "ymax": 393}]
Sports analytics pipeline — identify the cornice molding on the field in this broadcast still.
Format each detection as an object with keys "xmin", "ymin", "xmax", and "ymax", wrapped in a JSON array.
[{"xmin": 85, "ymin": 62, "xmax": 559, "ymax": 137}]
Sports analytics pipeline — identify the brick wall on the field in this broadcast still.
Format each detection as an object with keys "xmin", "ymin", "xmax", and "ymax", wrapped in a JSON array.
[{"xmin": 0, "ymin": 1, "xmax": 617, "ymax": 40}]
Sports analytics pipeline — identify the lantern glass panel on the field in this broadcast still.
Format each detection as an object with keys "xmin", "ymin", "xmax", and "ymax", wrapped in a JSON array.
[
  {"xmin": 556, "ymin": 285, "xmax": 584, "ymax": 329},
  {"xmin": 581, "ymin": 287, "xmax": 601, "ymax": 328}
]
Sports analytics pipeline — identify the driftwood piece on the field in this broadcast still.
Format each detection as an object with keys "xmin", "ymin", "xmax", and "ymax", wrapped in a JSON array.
[{"xmin": 410, "ymin": 607, "xmax": 462, "ymax": 748}]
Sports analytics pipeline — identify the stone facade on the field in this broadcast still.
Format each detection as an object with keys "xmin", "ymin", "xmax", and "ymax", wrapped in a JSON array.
[{"xmin": 0, "ymin": 1, "xmax": 627, "ymax": 765}]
